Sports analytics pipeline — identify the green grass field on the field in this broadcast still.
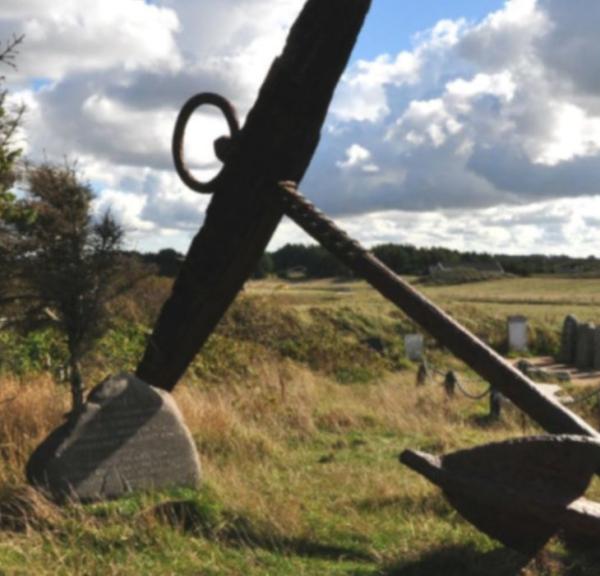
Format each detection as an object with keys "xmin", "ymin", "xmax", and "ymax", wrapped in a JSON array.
[{"xmin": 1, "ymin": 276, "xmax": 600, "ymax": 575}]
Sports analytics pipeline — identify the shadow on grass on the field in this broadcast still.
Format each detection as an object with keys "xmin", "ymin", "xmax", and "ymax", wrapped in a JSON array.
[
  {"xmin": 558, "ymin": 541, "xmax": 600, "ymax": 576},
  {"xmin": 150, "ymin": 499, "xmax": 377, "ymax": 563},
  {"xmin": 352, "ymin": 492, "xmax": 450, "ymax": 518},
  {"xmin": 379, "ymin": 545, "xmax": 529, "ymax": 576}
]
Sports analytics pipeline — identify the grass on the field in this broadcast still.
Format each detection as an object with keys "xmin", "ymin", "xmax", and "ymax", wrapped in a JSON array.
[{"xmin": 1, "ymin": 276, "xmax": 600, "ymax": 574}]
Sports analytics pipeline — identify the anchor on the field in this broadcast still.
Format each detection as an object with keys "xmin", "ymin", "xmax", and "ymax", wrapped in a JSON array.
[
  {"xmin": 400, "ymin": 436, "xmax": 600, "ymax": 554},
  {"xmin": 135, "ymin": 0, "xmax": 600, "ymax": 555}
]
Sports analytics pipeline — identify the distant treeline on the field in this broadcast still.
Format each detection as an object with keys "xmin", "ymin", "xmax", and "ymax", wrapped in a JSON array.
[{"xmin": 136, "ymin": 244, "xmax": 600, "ymax": 279}]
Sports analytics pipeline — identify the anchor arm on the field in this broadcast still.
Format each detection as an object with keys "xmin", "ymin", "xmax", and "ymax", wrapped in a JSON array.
[{"xmin": 274, "ymin": 182, "xmax": 599, "ymax": 438}]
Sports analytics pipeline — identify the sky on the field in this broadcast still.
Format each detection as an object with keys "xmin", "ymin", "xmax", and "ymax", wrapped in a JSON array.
[{"xmin": 2, "ymin": 0, "xmax": 600, "ymax": 257}]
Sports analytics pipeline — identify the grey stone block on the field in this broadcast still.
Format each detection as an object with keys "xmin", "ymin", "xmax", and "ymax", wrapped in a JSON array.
[
  {"xmin": 559, "ymin": 315, "xmax": 578, "ymax": 364},
  {"xmin": 575, "ymin": 323, "xmax": 595, "ymax": 370},
  {"xmin": 404, "ymin": 334, "xmax": 424, "ymax": 361},
  {"xmin": 507, "ymin": 315, "xmax": 528, "ymax": 352},
  {"xmin": 27, "ymin": 373, "xmax": 201, "ymax": 503}
]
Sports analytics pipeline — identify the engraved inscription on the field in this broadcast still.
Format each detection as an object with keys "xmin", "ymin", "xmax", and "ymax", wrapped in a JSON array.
[{"xmin": 27, "ymin": 373, "xmax": 201, "ymax": 502}]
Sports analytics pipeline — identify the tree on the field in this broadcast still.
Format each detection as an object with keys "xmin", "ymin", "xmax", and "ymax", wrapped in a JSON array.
[
  {"xmin": 252, "ymin": 252, "xmax": 274, "ymax": 279},
  {"xmin": 0, "ymin": 35, "xmax": 25, "ymax": 214},
  {"xmin": 149, "ymin": 248, "xmax": 183, "ymax": 278},
  {"xmin": 0, "ymin": 35, "xmax": 26, "ymax": 301},
  {"xmin": 17, "ymin": 162, "xmax": 144, "ymax": 414}
]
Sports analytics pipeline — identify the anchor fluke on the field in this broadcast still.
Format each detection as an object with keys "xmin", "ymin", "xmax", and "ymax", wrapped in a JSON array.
[{"xmin": 400, "ymin": 435, "xmax": 600, "ymax": 554}]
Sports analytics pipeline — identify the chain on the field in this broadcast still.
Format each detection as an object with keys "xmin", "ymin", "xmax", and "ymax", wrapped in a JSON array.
[
  {"xmin": 454, "ymin": 379, "xmax": 492, "ymax": 400},
  {"xmin": 418, "ymin": 357, "xmax": 491, "ymax": 400}
]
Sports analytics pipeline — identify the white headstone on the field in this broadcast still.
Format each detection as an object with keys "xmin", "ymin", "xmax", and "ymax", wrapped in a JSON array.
[
  {"xmin": 405, "ymin": 334, "xmax": 424, "ymax": 361},
  {"xmin": 508, "ymin": 316, "xmax": 528, "ymax": 353}
]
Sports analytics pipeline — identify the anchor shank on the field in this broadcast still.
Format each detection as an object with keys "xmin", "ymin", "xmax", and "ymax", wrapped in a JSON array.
[
  {"xmin": 276, "ymin": 183, "xmax": 599, "ymax": 438},
  {"xmin": 136, "ymin": 0, "xmax": 372, "ymax": 390}
]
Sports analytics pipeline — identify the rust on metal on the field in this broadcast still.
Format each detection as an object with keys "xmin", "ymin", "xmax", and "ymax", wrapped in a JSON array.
[
  {"xmin": 171, "ymin": 93, "xmax": 240, "ymax": 193},
  {"xmin": 400, "ymin": 436, "xmax": 600, "ymax": 553},
  {"xmin": 166, "ymin": 80, "xmax": 598, "ymax": 438},
  {"xmin": 273, "ymin": 181, "xmax": 599, "ymax": 439},
  {"xmin": 138, "ymin": 0, "xmax": 600, "ymax": 554},
  {"xmin": 136, "ymin": 0, "xmax": 373, "ymax": 390}
]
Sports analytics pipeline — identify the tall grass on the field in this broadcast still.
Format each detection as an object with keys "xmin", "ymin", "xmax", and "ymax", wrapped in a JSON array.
[{"xmin": 1, "ymin": 276, "xmax": 599, "ymax": 574}]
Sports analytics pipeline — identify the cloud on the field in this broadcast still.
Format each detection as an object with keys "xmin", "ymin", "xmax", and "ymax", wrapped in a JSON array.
[
  {"xmin": 0, "ymin": 0, "xmax": 181, "ymax": 79},
  {"xmin": 3, "ymin": 0, "xmax": 600, "ymax": 258},
  {"xmin": 301, "ymin": 0, "xmax": 600, "ymax": 227},
  {"xmin": 2, "ymin": 0, "xmax": 303, "ymax": 242},
  {"xmin": 272, "ymin": 195, "xmax": 600, "ymax": 258}
]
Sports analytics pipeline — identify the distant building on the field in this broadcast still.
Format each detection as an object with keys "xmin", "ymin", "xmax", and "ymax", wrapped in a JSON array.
[
  {"xmin": 428, "ymin": 260, "xmax": 504, "ymax": 277},
  {"xmin": 285, "ymin": 265, "xmax": 308, "ymax": 280},
  {"xmin": 426, "ymin": 260, "xmax": 505, "ymax": 284}
]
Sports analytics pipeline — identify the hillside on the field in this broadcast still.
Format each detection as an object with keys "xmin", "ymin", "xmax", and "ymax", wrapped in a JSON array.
[{"xmin": 1, "ymin": 276, "xmax": 600, "ymax": 574}]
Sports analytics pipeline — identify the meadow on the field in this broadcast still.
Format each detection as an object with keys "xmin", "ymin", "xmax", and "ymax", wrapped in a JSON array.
[{"xmin": 1, "ymin": 275, "xmax": 600, "ymax": 575}]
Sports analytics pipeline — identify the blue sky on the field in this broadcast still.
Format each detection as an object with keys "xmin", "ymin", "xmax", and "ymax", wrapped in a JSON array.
[
  {"xmin": 4, "ymin": 0, "xmax": 600, "ymax": 256},
  {"xmin": 355, "ymin": 0, "xmax": 505, "ymax": 60}
]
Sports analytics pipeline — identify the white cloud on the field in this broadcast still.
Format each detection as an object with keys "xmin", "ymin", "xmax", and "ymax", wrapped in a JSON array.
[
  {"xmin": 271, "ymin": 195, "xmax": 600, "ymax": 258},
  {"xmin": 534, "ymin": 103, "xmax": 600, "ymax": 166},
  {"xmin": 1, "ymin": 0, "xmax": 181, "ymax": 79},
  {"xmin": 336, "ymin": 144, "xmax": 379, "ymax": 173},
  {"xmin": 304, "ymin": 0, "xmax": 600, "ymax": 219},
  {"xmin": 3, "ymin": 0, "xmax": 600, "ymax": 258},
  {"xmin": 332, "ymin": 52, "xmax": 420, "ymax": 123}
]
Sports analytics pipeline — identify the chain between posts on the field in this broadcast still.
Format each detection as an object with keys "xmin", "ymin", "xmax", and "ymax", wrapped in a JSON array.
[{"xmin": 418, "ymin": 360, "xmax": 492, "ymax": 400}]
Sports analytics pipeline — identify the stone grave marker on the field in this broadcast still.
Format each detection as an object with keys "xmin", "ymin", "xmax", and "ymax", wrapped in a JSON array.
[
  {"xmin": 575, "ymin": 322, "xmax": 595, "ymax": 370},
  {"xmin": 559, "ymin": 315, "xmax": 578, "ymax": 364},
  {"xmin": 507, "ymin": 316, "xmax": 528, "ymax": 353},
  {"xmin": 404, "ymin": 334, "xmax": 424, "ymax": 361},
  {"xmin": 27, "ymin": 373, "xmax": 201, "ymax": 502}
]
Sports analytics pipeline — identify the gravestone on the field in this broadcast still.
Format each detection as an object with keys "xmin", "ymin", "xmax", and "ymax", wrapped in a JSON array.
[
  {"xmin": 559, "ymin": 315, "xmax": 578, "ymax": 364},
  {"xmin": 594, "ymin": 327, "xmax": 600, "ymax": 371},
  {"xmin": 404, "ymin": 334, "xmax": 424, "ymax": 361},
  {"xmin": 507, "ymin": 316, "xmax": 528, "ymax": 353},
  {"xmin": 575, "ymin": 323, "xmax": 595, "ymax": 370},
  {"xmin": 27, "ymin": 373, "xmax": 201, "ymax": 503}
]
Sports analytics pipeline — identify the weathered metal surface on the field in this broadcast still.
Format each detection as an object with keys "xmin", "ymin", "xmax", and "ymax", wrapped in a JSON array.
[
  {"xmin": 171, "ymin": 93, "xmax": 240, "ymax": 193},
  {"xmin": 136, "ymin": 0, "xmax": 372, "ymax": 391},
  {"xmin": 400, "ymin": 436, "xmax": 600, "ymax": 553},
  {"xmin": 274, "ymin": 182, "xmax": 599, "ymax": 438},
  {"xmin": 140, "ymin": 0, "xmax": 597, "ymax": 438}
]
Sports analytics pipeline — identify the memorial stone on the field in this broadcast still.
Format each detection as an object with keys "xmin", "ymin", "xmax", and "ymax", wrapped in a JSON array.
[
  {"xmin": 559, "ymin": 315, "xmax": 578, "ymax": 364},
  {"xmin": 404, "ymin": 334, "xmax": 424, "ymax": 361},
  {"xmin": 575, "ymin": 323, "xmax": 595, "ymax": 370},
  {"xmin": 27, "ymin": 373, "xmax": 201, "ymax": 502},
  {"xmin": 507, "ymin": 316, "xmax": 528, "ymax": 353}
]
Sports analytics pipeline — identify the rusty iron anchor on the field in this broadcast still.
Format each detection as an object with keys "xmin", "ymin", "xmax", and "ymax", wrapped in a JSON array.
[
  {"xmin": 165, "ymin": 89, "xmax": 597, "ymax": 438},
  {"xmin": 136, "ymin": 0, "xmax": 600, "ymax": 554},
  {"xmin": 167, "ymin": 91, "xmax": 600, "ymax": 552},
  {"xmin": 136, "ymin": 0, "xmax": 374, "ymax": 391},
  {"xmin": 401, "ymin": 436, "xmax": 600, "ymax": 553}
]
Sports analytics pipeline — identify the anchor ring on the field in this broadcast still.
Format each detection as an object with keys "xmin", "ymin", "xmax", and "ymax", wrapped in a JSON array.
[{"xmin": 172, "ymin": 92, "xmax": 240, "ymax": 193}]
